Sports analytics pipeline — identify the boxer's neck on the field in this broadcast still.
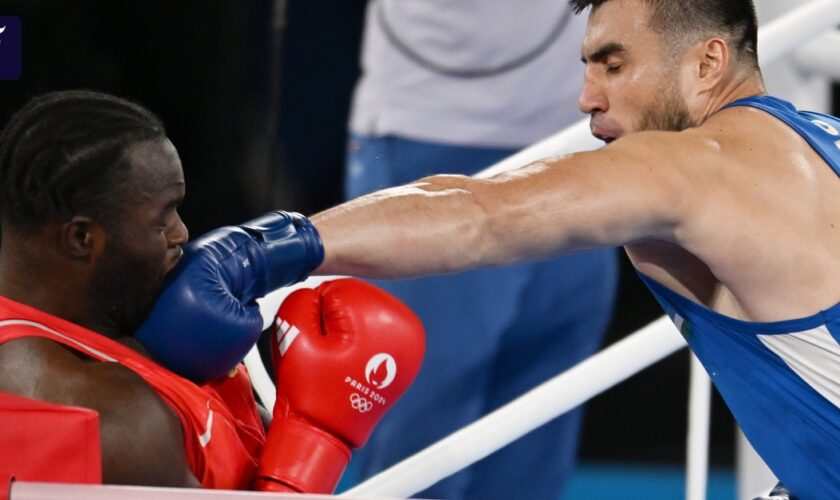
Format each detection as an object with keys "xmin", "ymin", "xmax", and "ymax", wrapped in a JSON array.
[
  {"xmin": 698, "ymin": 71, "xmax": 766, "ymax": 125},
  {"xmin": 0, "ymin": 231, "xmax": 126, "ymax": 341}
]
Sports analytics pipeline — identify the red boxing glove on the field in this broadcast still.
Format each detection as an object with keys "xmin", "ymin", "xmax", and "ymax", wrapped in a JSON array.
[{"xmin": 254, "ymin": 278, "xmax": 425, "ymax": 493}]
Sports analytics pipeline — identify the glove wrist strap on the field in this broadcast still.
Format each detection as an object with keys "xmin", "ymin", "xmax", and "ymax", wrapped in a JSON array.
[
  {"xmin": 256, "ymin": 414, "xmax": 351, "ymax": 493},
  {"xmin": 241, "ymin": 211, "xmax": 325, "ymax": 292}
]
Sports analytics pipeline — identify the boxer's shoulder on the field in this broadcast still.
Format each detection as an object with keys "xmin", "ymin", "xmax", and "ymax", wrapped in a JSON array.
[
  {"xmin": 0, "ymin": 335, "xmax": 168, "ymax": 419},
  {"xmin": 0, "ymin": 336, "xmax": 198, "ymax": 485},
  {"xmin": 0, "ymin": 335, "xmax": 94, "ymax": 390},
  {"xmin": 700, "ymin": 103, "xmax": 805, "ymax": 157}
]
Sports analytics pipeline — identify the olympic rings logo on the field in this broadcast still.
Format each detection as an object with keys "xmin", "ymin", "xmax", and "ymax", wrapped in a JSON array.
[{"xmin": 350, "ymin": 393, "xmax": 373, "ymax": 413}]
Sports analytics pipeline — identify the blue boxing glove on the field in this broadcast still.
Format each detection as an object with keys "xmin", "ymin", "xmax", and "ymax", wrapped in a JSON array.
[{"xmin": 135, "ymin": 211, "xmax": 324, "ymax": 382}]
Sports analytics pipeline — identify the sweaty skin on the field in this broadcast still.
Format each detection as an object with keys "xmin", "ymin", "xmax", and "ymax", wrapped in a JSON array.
[{"xmin": 312, "ymin": 0, "xmax": 840, "ymax": 324}]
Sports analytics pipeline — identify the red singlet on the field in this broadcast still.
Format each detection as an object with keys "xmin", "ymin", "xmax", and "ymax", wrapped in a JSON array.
[{"xmin": 0, "ymin": 294, "xmax": 266, "ymax": 489}]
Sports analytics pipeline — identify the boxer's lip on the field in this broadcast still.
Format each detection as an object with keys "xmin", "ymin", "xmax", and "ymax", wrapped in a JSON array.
[
  {"xmin": 594, "ymin": 132, "xmax": 616, "ymax": 144},
  {"xmin": 590, "ymin": 115, "xmax": 621, "ymax": 144},
  {"xmin": 163, "ymin": 246, "xmax": 184, "ymax": 276}
]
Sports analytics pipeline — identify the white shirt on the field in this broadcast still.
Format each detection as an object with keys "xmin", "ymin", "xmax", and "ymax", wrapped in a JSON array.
[{"xmin": 349, "ymin": 0, "xmax": 588, "ymax": 148}]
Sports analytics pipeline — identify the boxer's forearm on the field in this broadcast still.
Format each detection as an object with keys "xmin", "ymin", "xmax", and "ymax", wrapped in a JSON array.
[
  {"xmin": 312, "ymin": 175, "xmax": 498, "ymax": 279},
  {"xmin": 311, "ymin": 164, "xmax": 608, "ymax": 278}
]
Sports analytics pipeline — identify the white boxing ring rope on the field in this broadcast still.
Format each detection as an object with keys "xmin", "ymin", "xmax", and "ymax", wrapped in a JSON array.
[
  {"xmin": 795, "ymin": 30, "xmax": 840, "ymax": 81},
  {"xmin": 10, "ymin": 1, "xmax": 840, "ymax": 499},
  {"xmin": 685, "ymin": 354, "xmax": 711, "ymax": 500},
  {"xmin": 342, "ymin": 318, "xmax": 686, "ymax": 498}
]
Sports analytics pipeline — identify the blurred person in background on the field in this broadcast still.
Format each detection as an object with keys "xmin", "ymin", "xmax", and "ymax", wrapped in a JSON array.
[{"xmin": 342, "ymin": 1, "xmax": 619, "ymax": 498}]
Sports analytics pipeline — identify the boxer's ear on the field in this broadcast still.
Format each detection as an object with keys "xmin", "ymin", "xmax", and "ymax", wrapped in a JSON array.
[
  {"xmin": 693, "ymin": 37, "xmax": 729, "ymax": 89},
  {"xmin": 59, "ymin": 215, "xmax": 106, "ymax": 259}
]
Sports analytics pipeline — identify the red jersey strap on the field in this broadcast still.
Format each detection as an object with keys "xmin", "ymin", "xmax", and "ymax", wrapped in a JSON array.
[
  {"xmin": 0, "ymin": 319, "xmax": 117, "ymax": 362},
  {"xmin": 0, "ymin": 295, "xmax": 265, "ymax": 489}
]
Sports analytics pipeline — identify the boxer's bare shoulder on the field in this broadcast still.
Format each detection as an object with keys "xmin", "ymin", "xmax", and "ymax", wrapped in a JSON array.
[
  {"xmin": 0, "ymin": 336, "xmax": 199, "ymax": 487},
  {"xmin": 630, "ymin": 105, "xmax": 840, "ymax": 321}
]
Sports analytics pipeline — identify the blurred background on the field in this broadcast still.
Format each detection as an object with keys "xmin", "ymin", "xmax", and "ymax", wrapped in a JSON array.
[{"xmin": 0, "ymin": 1, "xmax": 838, "ymax": 498}]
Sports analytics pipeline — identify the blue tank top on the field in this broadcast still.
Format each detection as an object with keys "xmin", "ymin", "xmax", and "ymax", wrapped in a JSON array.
[{"xmin": 638, "ymin": 95, "xmax": 840, "ymax": 499}]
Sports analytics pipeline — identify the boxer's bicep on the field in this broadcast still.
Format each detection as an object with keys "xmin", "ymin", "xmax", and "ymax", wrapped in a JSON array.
[
  {"xmin": 82, "ymin": 362, "xmax": 200, "ymax": 487},
  {"xmin": 476, "ymin": 131, "xmax": 710, "ymax": 261},
  {"xmin": 0, "ymin": 337, "xmax": 199, "ymax": 487}
]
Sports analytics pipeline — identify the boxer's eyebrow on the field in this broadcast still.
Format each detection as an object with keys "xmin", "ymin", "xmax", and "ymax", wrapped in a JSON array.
[
  {"xmin": 166, "ymin": 194, "xmax": 185, "ymax": 209},
  {"xmin": 581, "ymin": 42, "xmax": 626, "ymax": 64},
  {"xmin": 158, "ymin": 192, "xmax": 185, "ymax": 216}
]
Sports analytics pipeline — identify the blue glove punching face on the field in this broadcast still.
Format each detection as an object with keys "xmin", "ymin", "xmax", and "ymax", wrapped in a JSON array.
[{"xmin": 135, "ymin": 211, "xmax": 324, "ymax": 382}]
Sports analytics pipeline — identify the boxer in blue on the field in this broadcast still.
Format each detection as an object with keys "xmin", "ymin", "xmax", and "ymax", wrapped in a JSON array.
[{"xmin": 305, "ymin": 1, "xmax": 840, "ymax": 498}]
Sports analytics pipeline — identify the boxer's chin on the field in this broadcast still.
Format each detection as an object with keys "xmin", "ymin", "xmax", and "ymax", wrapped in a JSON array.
[
  {"xmin": 128, "ymin": 292, "xmax": 161, "ymax": 333},
  {"xmin": 636, "ymin": 91, "xmax": 696, "ymax": 133},
  {"xmin": 88, "ymin": 248, "xmax": 162, "ymax": 335}
]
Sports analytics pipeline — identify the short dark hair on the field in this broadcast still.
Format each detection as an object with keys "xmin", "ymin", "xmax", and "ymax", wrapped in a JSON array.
[
  {"xmin": 0, "ymin": 90, "xmax": 166, "ymax": 232},
  {"xmin": 569, "ymin": 0, "xmax": 759, "ymax": 69}
]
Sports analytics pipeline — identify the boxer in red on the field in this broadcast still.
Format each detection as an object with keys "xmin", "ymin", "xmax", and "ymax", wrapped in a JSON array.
[{"xmin": 0, "ymin": 90, "xmax": 424, "ymax": 490}]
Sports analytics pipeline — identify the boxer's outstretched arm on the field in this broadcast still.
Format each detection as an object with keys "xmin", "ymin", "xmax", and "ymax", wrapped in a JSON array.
[{"xmin": 313, "ymin": 130, "xmax": 710, "ymax": 279}]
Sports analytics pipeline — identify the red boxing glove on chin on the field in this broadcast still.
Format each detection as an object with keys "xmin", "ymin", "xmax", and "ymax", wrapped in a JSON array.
[{"xmin": 254, "ymin": 278, "xmax": 425, "ymax": 494}]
